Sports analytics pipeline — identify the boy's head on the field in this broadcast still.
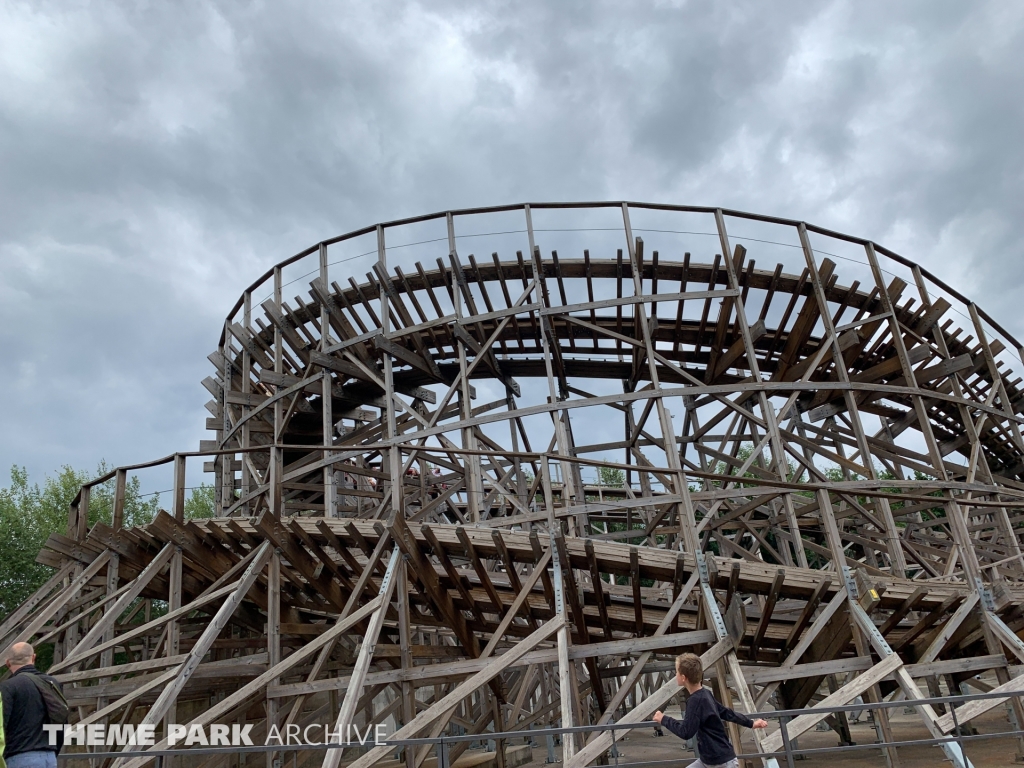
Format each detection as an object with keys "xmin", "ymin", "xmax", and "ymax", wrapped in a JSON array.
[{"xmin": 675, "ymin": 652, "xmax": 703, "ymax": 688}]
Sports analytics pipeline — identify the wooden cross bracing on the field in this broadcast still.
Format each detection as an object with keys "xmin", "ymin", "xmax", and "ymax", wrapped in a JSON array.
[{"xmin": 12, "ymin": 203, "xmax": 1024, "ymax": 768}]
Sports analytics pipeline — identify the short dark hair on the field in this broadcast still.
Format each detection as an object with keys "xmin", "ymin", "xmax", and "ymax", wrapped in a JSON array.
[{"xmin": 675, "ymin": 652, "xmax": 702, "ymax": 683}]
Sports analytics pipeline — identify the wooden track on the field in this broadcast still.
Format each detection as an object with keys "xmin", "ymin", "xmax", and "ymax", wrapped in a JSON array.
[{"xmin": 7, "ymin": 202, "xmax": 1024, "ymax": 768}]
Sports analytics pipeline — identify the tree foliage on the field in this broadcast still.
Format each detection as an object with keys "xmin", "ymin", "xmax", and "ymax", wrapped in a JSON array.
[
  {"xmin": 0, "ymin": 464, "xmax": 210, "ymax": 622},
  {"xmin": 597, "ymin": 464, "xmax": 625, "ymax": 487},
  {"xmin": 184, "ymin": 482, "xmax": 217, "ymax": 519}
]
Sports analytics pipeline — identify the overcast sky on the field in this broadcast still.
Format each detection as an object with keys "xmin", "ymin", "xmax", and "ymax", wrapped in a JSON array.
[{"xmin": 2, "ymin": 1, "xmax": 1022, "ymax": 497}]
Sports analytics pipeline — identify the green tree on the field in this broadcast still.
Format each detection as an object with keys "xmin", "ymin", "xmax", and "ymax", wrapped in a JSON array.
[
  {"xmin": 0, "ymin": 466, "xmax": 65, "ymax": 620},
  {"xmin": 0, "ymin": 464, "xmax": 209, "ymax": 622},
  {"xmin": 597, "ymin": 465, "xmax": 625, "ymax": 487},
  {"xmin": 184, "ymin": 482, "xmax": 217, "ymax": 519}
]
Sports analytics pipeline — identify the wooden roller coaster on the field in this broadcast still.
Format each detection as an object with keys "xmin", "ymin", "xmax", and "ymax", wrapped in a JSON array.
[{"xmin": 6, "ymin": 202, "xmax": 1024, "ymax": 768}]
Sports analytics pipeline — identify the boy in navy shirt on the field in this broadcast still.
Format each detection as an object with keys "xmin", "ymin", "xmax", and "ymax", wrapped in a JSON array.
[{"xmin": 654, "ymin": 652, "xmax": 768, "ymax": 768}]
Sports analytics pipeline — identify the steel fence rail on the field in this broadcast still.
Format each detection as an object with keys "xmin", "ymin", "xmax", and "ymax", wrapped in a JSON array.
[{"xmin": 57, "ymin": 686, "xmax": 1024, "ymax": 767}]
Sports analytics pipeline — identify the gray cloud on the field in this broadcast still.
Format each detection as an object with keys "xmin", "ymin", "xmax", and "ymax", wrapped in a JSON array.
[{"xmin": 1, "ymin": 0, "xmax": 1022, "ymax": 491}]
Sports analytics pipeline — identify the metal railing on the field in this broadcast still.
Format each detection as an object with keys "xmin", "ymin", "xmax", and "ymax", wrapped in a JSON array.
[{"xmin": 58, "ymin": 687, "xmax": 1024, "ymax": 768}]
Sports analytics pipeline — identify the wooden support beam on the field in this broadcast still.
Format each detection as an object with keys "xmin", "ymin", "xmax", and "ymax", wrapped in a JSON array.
[
  {"xmin": 119, "ymin": 595, "xmax": 387, "ymax": 768},
  {"xmin": 323, "ymin": 549, "xmax": 402, "ymax": 768},
  {"xmin": 62, "ymin": 543, "xmax": 175, "ymax": 669},
  {"xmin": 761, "ymin": 654, "xmax": 904, "ymax": 753},
  {"xmin": 937, "ymin": 673, "xmax": 1024, "ymax": 733},
  {"xmin": 19, "ymin": 226, "xmax": 1024, "ymax": 768},
  {"xmin": 630, "ymin": 547, "xmax": 643, "ymax": 636},
  {"xmin": 343, "ymin": 616, "xmax": 563, "ymax": 768},
  {"xmin": 136, "ymin": 541, "xmax": 274, "ymax": 733},
  {"xmin": 566, "ymin": 638, "xmax": 733, "ymax": 768},
  {"xmin": 481, "ymin": 550, "xmax": 551, "ymax": 657},
  {"xmin": 1, "ymin": 550, "xmax": 111, "ymax": 662},
  {"xmin": 749, "ymin": 568, "xmax": 785, "ymax": 659}
]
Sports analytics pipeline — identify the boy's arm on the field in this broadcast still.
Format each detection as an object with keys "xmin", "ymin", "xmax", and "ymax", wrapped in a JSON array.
[
  {"xmin": 659, "ymin": 713, "xmax": 701, "ymax": 741},
  {"xmin": 659, "ymin": 695, "xmax": 707, "ymax": 741},
  {"xmin": 716, "ymin": 700, "xmax": 755, "ymax": 728}
]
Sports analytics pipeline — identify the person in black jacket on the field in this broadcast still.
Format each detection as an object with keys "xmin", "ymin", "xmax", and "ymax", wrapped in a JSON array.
[
  {"xmin": 1, "ymin": 643, "xmax": 62, "ymax": 768},
  {"xmin": 653, "ymin": 653, "xmax": 767, "ymax": 768}
]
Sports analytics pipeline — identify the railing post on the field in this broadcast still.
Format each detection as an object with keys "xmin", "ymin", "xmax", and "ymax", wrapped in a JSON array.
[
  {"xmin": 112, "ymin": 468, "xmax": 127, "ymax": 530},
  {"xmin": 1014, "ymin": 693, "xmax": 1024, "ymax": 764},
  {"xmin": 171, "ymin": 455, "xmax": 185, "ymax": 522},
  {"xmin": 77, "ymin": 484, "xmax": 91, "ymax": 541},
  {"xmin": 951, "ymin": 697, "xmax": 970, "ymax": 767},
  {"xmin": 779, "ymin": 716, "xmax": 797, "ymax": 768}
]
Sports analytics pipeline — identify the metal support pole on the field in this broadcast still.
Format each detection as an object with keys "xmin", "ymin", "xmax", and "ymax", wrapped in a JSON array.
[
  {"xmin": 779, "ymin": 716, "xmax": 797, "ymax": 768},
  {"xmin": 952, "ymin": 697, "xmax": 969, "ymax": 767}
]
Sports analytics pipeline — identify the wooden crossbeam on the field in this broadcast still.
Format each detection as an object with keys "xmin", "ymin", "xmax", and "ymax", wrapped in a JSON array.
[
  {"xmin": 21, "ymin": 237, "xmax": 1024, "ymax": 768},
  {"xmin": 344, "ymin": 616, "xmax": 563, "ymax": 768},
  {"xmin": 761, "ymin": 654, "xmax": 903, "ymax": 753}
]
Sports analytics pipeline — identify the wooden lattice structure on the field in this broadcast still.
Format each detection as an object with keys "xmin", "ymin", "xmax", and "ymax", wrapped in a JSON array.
[{"xmin": 6, "ymin": 202, "xmax": 1024, "ymax": 768}]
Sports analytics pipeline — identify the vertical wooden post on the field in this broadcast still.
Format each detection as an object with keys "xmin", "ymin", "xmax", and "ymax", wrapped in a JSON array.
[
  {"xmin": 171, "ymin": 456, "xmax": 186, "ymax": 522},
  {"xmin": 378, "ymin": 226, "xmax": 404, "ymax": 527},
  {"xmin": 96, "ymin": 470, "xmax": 125, "ymax": 718},
  {"xmin": 525, "ymin": 206, "xmax": 577, "ymax": 511},
  {"xmin": 266, "ymin": 548, "xmax": 281, "ymax": 768},
  {"xmin": 221, "ymin": 320, "xmax": 234, "ymax": 516},
  {"xmin": 324, "ymin": 550, "xmax": 401, "ymax": 768},
  {"xmin": 112, "ymin": 468, "xmax": 127, "ymax": 531},
  {"xmin": 63, "ymin": 484, "xmax": 90, "ymax": 660},
  {"xmin": 241, "ymin": 291, "xmax": 253, "ymax": 512},
  {"xmin": 164, "ymin": 452, "xmax": 185, "ymax": 753},
  {"xmin": 397, "ymin": 558, "xmax": 415, "ymax": 768},
  {"xmin": 550, "ymin": 530, "xmax": 577, "ymax": 762},
  {"xmin": 77, "ymin": 484, "xmax": 91, "ymax": 541},
  {"xmin": 622, "ymin": 204, "xmax": 700, "ymax": 554},
  {"xmin": 714, "ymin": 211, "xmax": 808, "ymax": 567},
  {"xmin": 447, "ymin": 213, "xmax": 483, "ymax": 522},
  {"xmin": 271, "ymin": 266, "xmax": 284, "ymax": 517},
  {"xmin": 165, "ymin": 543, "xmax": 182, "ymax": 745},
  {"xmin": 320, "ymin": 243, "xmax": 337, "ymax": 518}
]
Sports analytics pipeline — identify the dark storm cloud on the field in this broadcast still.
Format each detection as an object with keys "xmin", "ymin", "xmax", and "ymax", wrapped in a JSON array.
[{"xmin": 1, "ymin": 0, "xmax": 1022, "ymax": 488}]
